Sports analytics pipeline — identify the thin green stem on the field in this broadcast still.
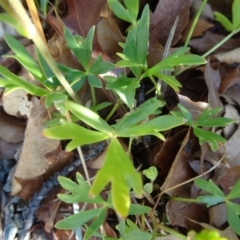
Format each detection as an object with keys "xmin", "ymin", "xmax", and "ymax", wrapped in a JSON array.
[
  {"xmin": 90, "ymin": 85, "xmax": 97, "ymax": 107},
  {"xmin": 128, "ymin": 137, "xmax": 133, "ymax": 154},
  {"xmin": 149, "ymin": 75, "xmax": 160, "ymax": 96},
  {"xmin": 105, "ymin": 99, "xmax": 121, "ymax": 122},
  {"xmin": 184, "ymin": 0, "xmax": 207, "ymax": 47},
  {"xmin": 202, "ymin": 29, "xmax": 240, "ymax": 58},
  {"xmin": 2, "ymin": 0, "xmax": 81, "ymax": 104}
]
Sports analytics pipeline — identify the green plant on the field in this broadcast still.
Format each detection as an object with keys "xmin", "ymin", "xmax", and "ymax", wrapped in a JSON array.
[
  {"xmin": 0, "ymin": 0, "xmax": 236, "ymax": 239},
  {"xmin": 143, "ymin": 166, "xmax": 158, "ymax": 194},
  {"xmin": 188, "ymin": 229, "xmax": 228, "ymax": 240},
  {"xmin": 203, "ymin": 0, "xmax": 240, "ymax": 58},
  {"xmin": 172, "ymin": 178, "xmax": 240, "ymax": 236},
  {"xmin": 55, "ymin": 172, "xmax": 151, "ymax": 239},
  {"xmin": 171, "ymin": 104, "xmax": 234, "ymax": 151}
]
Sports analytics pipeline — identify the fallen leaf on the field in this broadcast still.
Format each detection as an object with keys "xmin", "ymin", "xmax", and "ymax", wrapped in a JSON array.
[
  {"xmin": 166, "ymin": 201, "xmax": 208, "ymax": 232},
  {"xmin": 225, "ymin": 124, "xmax": 240, "ymax": 166},
  {"xmin": 97, "ymin": 17, "xmax": 125, "ymax": 61},
  {"xmin": 208, "ymin": 203, "xmax": 227, "ymax": 228},
  {"xmin": 220, "ymin": 66, "xmax": 240, "ymax": 93},
  {"xmin": 215, "ymin": 48, "xmax": 240, "ymax": 64},
  {"xmin": 161, "ymin": 129, "xmax": 199, "ymax": 197},
  {"xmin": 0, "ymin": 107, "xmax": 25, "ymax": 143},
  {"xmin": 189, "ymin": 32, "xmax": 240, "ymax": 54},
  {"xmin": 178, "ymin": 94, "xmax": 208, "ymax": 120},
  {"xmin": 154, "ymin": 129, "xmax": 187, "ymax": 179},
  {"xmin": 218, "ymin": 166, "xmax": 240, "ymax": 195},
  {"xmin": 204, "ymin": 59, "xmax": 223, "ymax": 109},
  {"xmin": 2, "ymin": 89, "xmax": 33, "ymax": 118},
  {"xmin": 182, "ymin": 18, "xmax": 214, "ymax": 40},
  {"xmin": 14, "ymin": 97, "xmax": 59, "ymax": 179},
  {"xmin": 150, "ymin": 0, "xmax": 192, "ymax": 46}
]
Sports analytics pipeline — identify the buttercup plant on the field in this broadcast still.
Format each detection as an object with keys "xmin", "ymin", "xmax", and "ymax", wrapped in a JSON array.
[{"xmin": 0, "ymin": 0, "xmax": 237, "ymax": 239}]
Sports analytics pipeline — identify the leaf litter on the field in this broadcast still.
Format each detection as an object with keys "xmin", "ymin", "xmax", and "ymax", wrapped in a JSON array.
[{"xmin": 1, "ymin": 0, "xmax": 240, "ymax": 239}]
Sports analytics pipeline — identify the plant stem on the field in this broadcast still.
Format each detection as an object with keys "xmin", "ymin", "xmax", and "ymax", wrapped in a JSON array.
[
  {"xmin": 26, "ymin": 0, "xmax": 47, "ymax": 45},
  {"xmin": 4, "ymin": 0, "xmax": 81, "ymax": 104},
  {"xmin": 90, "ymin": 85, "xmax": 97, "ymax": 107},
  {"xmin": 184, "ymin": 0, "xmax": 207, "ymax": 48},
  {"xmin": 202, "ymin": 29, "xmax": 240, "ymax": 58},
  {"xmin": 105, "ymin": 99, "xmax": 121, "ymax": 122},
  {"xmin": 175, "ymin": 29, "xmax": 240, "ymax": 76}
]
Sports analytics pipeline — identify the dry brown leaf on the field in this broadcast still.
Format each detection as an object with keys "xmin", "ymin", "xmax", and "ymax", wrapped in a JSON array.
[
  {"xmin": 2, "ymin": 89, "xmax": 33, "ymax": 118},
  {"xmin": 209, "ymin": 203, "xmax": 227, "ymax": 228},
  {"xmin": 215, "ymin": 48, "xmax": 240, "ymax": 64},
  {"xmin": 160, "ymin": 129, "xmax": 199, "ymax": 197},
  {"xmin": 189, "ymin": 32, "xmax": 240, "ymax": 54},
  {"xmin": 48, "ymin": 32, "xmax": 82, "ymax": 69},
  {"xmin": 154, "ymin": 129, "xmax": 187, "ymax": 179},
  {"xmin": 220, "ymin": 66, "xmax": 240, "ymax": 93},
  {"xmin": 97, "ymin": 17, "xmax": 125, "ymax": 61},
  {"xmin": 12, "ymin": 145, "xmax": 73, "ymax": 200},
  {"xmin": 0, "ymin": 107, "xmax": 25, "ymax": 143},
  {"xmin": 11, "ymin": 97, "xmax": 60, "ymax": 197},
  {"xmin": 204, "ymin": 59, "xmax": 223, "ymax": 109},
  {"xmin": 166, "ymin": 200, "xmax": 208, "ymax": 231},
  {"xmin": 178, "ymin": 94, "xmax": 208, "ymax": 120},
  {"xmin": 225, "ymin": 124, "xmax": 240, "ymax": 166},
  {"xmin": 150, "ymin": 0, "xmax": 192, "ymax": 46},
  {"xmin": 218, "ymin": 166, "xmax": 240, "ymax": 195},
  {"xmin": 182, "ymin": 18, "xmax": 214, "ymax": 40},
  {"xmin": 37, "ymin": 199, "xmax": 62, "ymax": 233},
  {"xmin": 102, "ymin": 222, "xmax": 117, "ymax": 238}
]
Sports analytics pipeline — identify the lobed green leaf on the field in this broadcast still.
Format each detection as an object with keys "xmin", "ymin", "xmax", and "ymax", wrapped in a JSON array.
[
  {"xmin": 65, "ymin": 101, "xmax": 113, "ymax": 134},
  {"xmin": 90, "ymin": 138, "xmax": 142, "ymax": 218},
  {"xmin": 43, "ymin": 121, "xmax": 109, "ymax": 151},
  {"xmin": 214, "ymin": 12, "xmax": 233, "ymax": 32},
  {"xmin": 226, "ymin": 201, "xmax": 240, "ymax": 236},
  {"xmin": 123, "ymin": 0, "xmax": 139, "ymax": 22},
  {"xmin": 197, "ymin": 195, "xmax": 225, "ymax": 207},
  {"xmin": 107, "ymin": 0, "xmax": 134, "ymax": 23},
  {"xmin": 4, "ymin": 34, "xmax": 44, "ymax": 81},
  {"xmin": 227, "ymin": 179, "xmax": 240, "ymax": 200},
  {"xmin": 55, "ymin": 208, "xmax": 100, "ymax": 229},
  {"xmin": 232, "ymin": 0, "xmax": 240, "ymax": 30},
  {"xmin": 193, "ymin": 127, "xmax": 227, "ymax": 152},
  {"xmin": 0, "ymin": 66, "xmax": 49, "ymax": 96},
  {"xmin": 90, "ymin": 54, "xmax": 114, "ymax": 74},
  {"xmin": 194, "ymin": 178, "xmax": 225, "ymax": 197},
  {"xmin": 84, "ymin": 207, "xmax": 107, "ymax": 239},
  {"xmin": 115, "ymin": 98, "xmax": 163, "ymax": 131}
]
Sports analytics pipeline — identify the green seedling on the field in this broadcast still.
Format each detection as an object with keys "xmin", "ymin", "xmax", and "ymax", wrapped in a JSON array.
[
  {"xmin": 171, "ymin": 104, "xmax": 235, "ymax": 151},
  {"xmin": 55, "ymin": 172, "xmax": 151, "ymax": 239},
  {"xmin": 143, "ymin": 166, "xmax": 158, "ymax": 194},
  {"xmin": 0, "ymin": 0, "xmax": 236, "ymax": 238},
  {"xmin": 172, "ymin": 178, "xmax": 240, "ymax": 236}
]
